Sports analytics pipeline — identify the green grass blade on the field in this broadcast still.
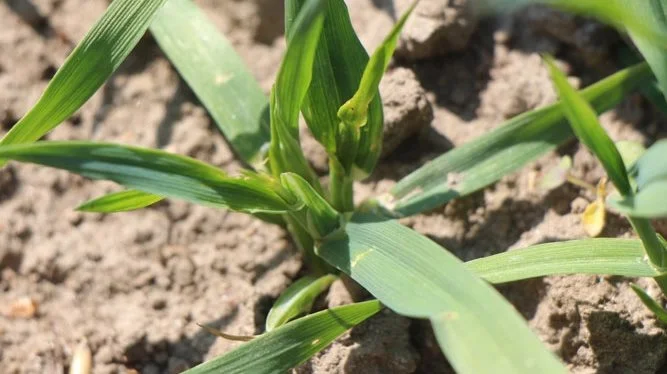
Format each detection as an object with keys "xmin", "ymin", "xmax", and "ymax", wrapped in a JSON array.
[
  {"xmin": 76, "ymin": 190, "xmax": 164, "ymax": 213},
  {"xmin": 466, "ymin": 239, "xmax": 659, "ymax": 284},
  {"xmin": 285, "ymin": 0, "xmax": 382, "ymax": 159},
  {"xmin": 545, "ymin": 56, "xmax": 632, "ymax": 196},
  {"xmin": 317, "ymin": 214, "xmax": 565, "ymax": 373},
  {"xmin": 150, "ymin": 0, "xmax": 270, "ymax": 167},
  {"xmin": 269, "ymin": 0, "xmax": 325, "ymax": 192},
  {"xmin": 0, "ymin": 0, "xmax": 167, "ymax": 151},
  {"xmin": 265, "ymin": 274, "xmax": 338, "ymax": 332},
  {"xmin": 631, "ymin": 284, "xmax": 667, "ymax": 324},
  {"xmin": 184, "ymin": 300, "xmax": 382, "ymax": 374},
  {"xmin": 378, "ymin": 63, "xmax": 651, "ymax": 217},
  {"xmin": 0, "ymin": 142, "xmax": 295, "ymax": 214},
  {"xmin": 342, "ymin": 2, "xmax": 417, "ymax": 177}
]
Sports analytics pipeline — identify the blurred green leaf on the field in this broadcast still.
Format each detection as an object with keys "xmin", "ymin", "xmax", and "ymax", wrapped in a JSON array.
[
  {"xmin": 615, "ymin": 140, "xmax": 646, "ymax": 171},
  {"xmin": 269, "ymin": 0, "xmax": 325, "ymax": 192},
  {"xmin": 265, "ymin": 274, "xmax": 337, "ymax": 332},
  {"xmin": 341, "ymin": 2, "xmax": 418, "ymax": 177},
  {"xmin": 540, "ymin": 155, "xmax": 572, "ymax": 191},
  {"xmin": 634, "ymin": 140, "xmax": 667, "ymax": 189},
  {"xmin": 184, "ymin": 300, "xmax": 382, "ymax": 374},
  {"xmin": 150, "ymin": 0, "xmax": 270, "ymax": 167},
  {"xmin": 77, "ymin": 189, "xmax": 164, "ymax": 213},
  {"xmin": 545, "ymin": 56, "xmax": 632, "ymax": 196},
  {"xmin": 377, "ymin": 63, "xmax": 651, "ymax": 217},
  {"xmin": 0, "ymin": 142, "xmax": 295, "ymax": 214},
  {"xmin": 609, "ymin": 179, "xmax": 667, "ymax": 218},
  {"xmin": 0, "ymin": 0, "xmax": 167, "ymax": 153},
  {"xmin": 318, "ymin": 214, "xmax": 565, "ymax": 373},
  {"xmin": 466, "ymin": 239, "xmax": 659, "ymax": 284},
  {"xmin": 627, "ymin": 1, "xmax": 667, "ymax": 99},
  {"xmin": 631, "ymin": 284, "xmax": 667, "ymax": 324}
]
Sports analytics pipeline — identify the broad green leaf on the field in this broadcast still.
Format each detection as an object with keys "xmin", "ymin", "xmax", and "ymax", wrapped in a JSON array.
[
  {"xmin": 466, "ymin": 239, "xmax": 659, "ymax": 284},
  {"xmin": 339, "ymin": 2, "xmax": 418, "ymax": 177},
  {"xmin": 150, "ymin": 0, "xmax": 270, "ymax": 167},
  {"xmin": 0, "ymin": 142, "xmax": 296, "ymax": 214},
  {"xmin": 317, "ymin": 214, "xmax": 565, "ymax": 373},
  {"xmin": 635, "ymin": 139, "xmax": 667, "ymax": 189},
  {"xmin": 609, "ymin": 179, "xmax": 667, "ymax": 218},
  {"xmin": 377, "ymin": 63, "xmax": 652, "ymax": 217},
  {"xmin": 545, "ymin": 56, "xmax": 632, "ymax": 196},
  {"xmin": 280, "ymin": 173, "xmax": 340, "ymax": 239},
  {"xmin": 183, "ymin": 300, "xmax": 382, "ymax": 374},
  {"xmin": 265, "ymin": 274, "xmax": 338, "ymax": 332},
  {"xmin": 0, "ymin": 0, "xmax": 168, "ymax": 152},
  {"xmin": 77, "ymin": 189, "xmax": 164, "ymax": 213},
  {"xmin": 269, "ymin": 0, "xmax": 325, "ymax": 193},
  {"xmin": 631, "ymin": 284, "xmax": 667, "ymax": 324},
  {"xmin": 627, "ymin": 1, "xmax": 667, "ymax": 98}
]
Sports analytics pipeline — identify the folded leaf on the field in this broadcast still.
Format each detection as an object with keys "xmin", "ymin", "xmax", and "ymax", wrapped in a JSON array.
[
  {"xmin": 317, "ymin": 214, "xmax": 565, "ymax": 373},
  {"xmin": 466, "ymin": 239, "xmax": 659, "ymax": 284},
  {"xmin": 184, "ymin": 300, "xmax": 382, "ymax": 374},
  {"xmin": 0, "ymin": 142, "xmax": 295, "ymax": 214},
  {"xmin": 379, "ymin": 63, "xmax": 651, "ymax": 217},
  {"xmin": 77, "ymin": 189, "xmax": 164, "ymax": 213},
  {"xmin": 546, "ymin": 56, "xmax": 632, "ymax": 196},
  {"xmin": 0, "ymin": 0, "xmax": 167, "ymax": 152},
  {"xmin": 150, "ymin": 0, "xmax": 270, "ymax": 167},
  {"xmin": 281, "ymin": 173, "xmax": 340, "ymax": 239},
  {"xmin": 265, "ymin": 274, "xmax": 337, "ymax": 332}
]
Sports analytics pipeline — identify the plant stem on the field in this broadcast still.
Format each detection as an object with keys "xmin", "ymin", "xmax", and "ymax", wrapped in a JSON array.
[
  {"xmin": 629, "ymin": 217, "xmax": 667, "ymax": 270},
  {"xmin": 329, "ymin": 158, "xmax": 354, "ymax": 212},
  {"xmin": 285, "ymin": 215, "xmax": 335, "ymax": 275}
]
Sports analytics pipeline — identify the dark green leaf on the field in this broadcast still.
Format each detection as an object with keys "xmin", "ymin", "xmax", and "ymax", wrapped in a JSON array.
[
  {"xmin": 466, "ymin": 239, "xmax": 659, "ymax": 284},
  {"xmin": 0, "ymin": 0, "xmax": 168, "ymax": 152},
  {"xmin": 0, "ymin": 142, "xmax": 295, "ymax": 214},
  {"xmin": 150, "ymin": 0, "xmax": 270, "ymax": 167},
  {"xmin": 265, "ymin": 274, "xmax": 338, "ymax": 331},
  {"xmin": 545, "ymin": 56, "xmax": 632, "ymax": 196},
  {"xmin": 318, "ymin": 214, "xmax": 565, "ymax": 373},
  {"xmin": 377, "ymin": 63, "xmax": 651, "ymax": 217},
  {"xmin": 184, "ymin": 300, "xmax": 382, "ymax": 374},
  {"xmin": 77, "ymin": 189, "xmax": 163, "ymax": 213},
  {"xmin": 280, "ymin": 173, "xmax": 340, "ymax": 239}
]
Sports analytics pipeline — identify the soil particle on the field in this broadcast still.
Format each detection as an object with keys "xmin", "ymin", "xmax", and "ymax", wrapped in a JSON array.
[
  {"xmin": 395, "ymin": 0, "xmax": 478, "ymax": 60},
  {"xmin": 380, "ymin": 67, "xmax": 434, "ymax": 157}
]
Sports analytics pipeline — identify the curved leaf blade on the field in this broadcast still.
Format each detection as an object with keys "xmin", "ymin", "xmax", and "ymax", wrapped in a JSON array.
[
  {"xmin": 609, "ymin": 179, "xmax": 667, "ymax": 218},
  {"xmin": 627, "ymin": 0, "xmax": 667, "ymax": 98},
  {"xmin": 635, "ymin": 139, "xmax": 667, "ymax": 189},
  {"xmin": 184, "ymin": 300, "xmax": 382, "ymax": 374},
  {"xmin": 466, "ymin": 239, "xmax": 659, "ymax": 284},
  {"xmin": 0, "ymin": 142, "xmax": 293, "ymax": 214},
  {"xmin": 317, "ymin": 214, "xmax": 565, "ymax": 373},
  {"xmin": 77, "ymin": 189, "xmax": 164, "ymax": 213},
  {"xmin": 379, "ymin": 63, "xmax": 651, "ymax": 217},
  {"xmin": 631, "ymin": 284, "xmax": 667, "ymax": 324},
  {"xmin": 0, "ymin": 0, "xmax": 168, "ymax": 149},
  {"xmin": 265, "ymin": 274, "xmax": 337, "ymax": 332},
  {"xmin": 150, "ymin": 0, "xmax": 270, "ymax": 167},
  {"xmin": 545, "ymin": 56, "xmax": 632, "ymax": 195}
]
